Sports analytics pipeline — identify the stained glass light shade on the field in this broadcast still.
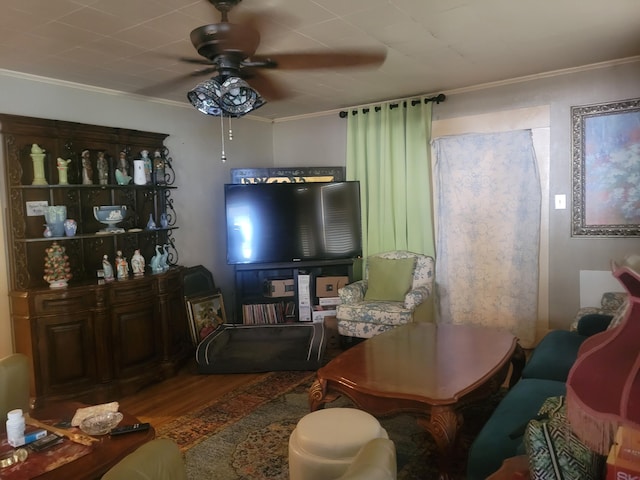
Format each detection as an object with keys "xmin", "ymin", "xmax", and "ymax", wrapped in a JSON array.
[{"xmin": 187, "ymin": 77, "xmax": 265, "ymax": 117}]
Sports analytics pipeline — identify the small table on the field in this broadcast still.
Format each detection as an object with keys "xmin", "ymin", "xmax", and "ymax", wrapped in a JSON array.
[
  {"xmin": 309, "ymin": 322, "xmax": 523, "ymax": 480},
  {"xmin": 1, "ymin": 402, "xmax": 155, "ymax": 480}
]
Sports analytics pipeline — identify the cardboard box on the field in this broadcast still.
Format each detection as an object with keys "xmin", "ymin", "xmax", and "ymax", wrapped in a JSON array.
[
  {"xmin": 312, "ymin": 305, "xmax": 337, "ymax": 322},
  {"xmin": 316, "ymin": 276, "xmax": 349, "ymax": 297},
  {"xmin": 319, "ymin": 296, "xmax": 342, "ymax": 306},
  {"xmin": 616, "ymin": 425, "xmax": 640, "ymax": 462},
  {"xmin": 607, "ymin": 426, "xmax": 640, "ymax": 480},
  {"xmin": 263, "ymin": 278, "xmax": 294, "ymax": 297},
  {"xmin": 607, "ymin": 445, "xmax": 640, "ymax": 480}
]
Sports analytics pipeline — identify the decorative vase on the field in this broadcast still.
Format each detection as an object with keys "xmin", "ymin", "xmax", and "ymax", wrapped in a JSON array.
[
  {"xmin": 30, "ymin": 144, "xmax": 48, "ymax": 185},
  {"xmin": 57, "ymin": 158, "xmax": 71, "ymax": 185},
  {"xmin": 133, "ymin": 159, "xmax": 146, "ymax": 185},
  {"xmin": 44, "ymin": 206, "xmax": 67, "ymax": 237},
  {"xmin": 146, "ymin": 213, "xmax": 156, "ymax": 230},
  {"xmin": 64, "ymin": 219, "xmax": 77, "ymax": 237},
  {"xmin": 160, "ymin": 212, "xmax": 168, "ymax": 229}
]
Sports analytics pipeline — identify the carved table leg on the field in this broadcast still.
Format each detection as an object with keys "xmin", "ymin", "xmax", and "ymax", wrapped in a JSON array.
[
  {"xmin": 308, "ymin": 378, "xmax": 326, "ymax": 411},
  {"xmin": 418, "ymin": 405, "xmax": 462, "ymax": 480}
]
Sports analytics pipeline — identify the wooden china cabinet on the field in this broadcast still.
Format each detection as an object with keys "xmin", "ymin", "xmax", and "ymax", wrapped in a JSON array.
[{"xmin": 0, "ymin": 114, "xmax": 191, "ymax": 406}]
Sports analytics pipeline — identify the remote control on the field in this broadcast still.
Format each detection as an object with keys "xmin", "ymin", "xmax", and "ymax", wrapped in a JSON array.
[
  {"xmin": 110, "ymin": 423, "xmax": 151, "ymax": 436},
  {"xmin": 30, "ymin": 434, "xmax": 64, "ymax": 452}
]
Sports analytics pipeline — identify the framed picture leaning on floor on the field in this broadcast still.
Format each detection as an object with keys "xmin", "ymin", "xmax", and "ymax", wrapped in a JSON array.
[{"xmin": 186, "ymin": 293, "xmax": 227, "ymax": 344}]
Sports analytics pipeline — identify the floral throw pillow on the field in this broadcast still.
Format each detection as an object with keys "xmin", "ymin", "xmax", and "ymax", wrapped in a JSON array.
[{"xmin": 607, "ymin": 300, "xmax": 630, "ymax": 330}]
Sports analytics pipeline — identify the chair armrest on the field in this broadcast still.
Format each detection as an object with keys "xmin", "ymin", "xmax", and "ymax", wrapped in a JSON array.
[
  {"xmin": 339, "ymin": 280, "xmax": 367, "ymax": 304},
  {"xmin": 404, "ymin": 285, "xmax": 431, "ymax": 310}
]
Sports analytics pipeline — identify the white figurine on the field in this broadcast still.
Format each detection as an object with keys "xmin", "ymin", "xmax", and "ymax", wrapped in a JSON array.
[
  {"xmin": 159, "ymin": 244, "xmax": 169, "ymax": 272},
  {"xmin": 81, "ymin": 150, "xmax": 93, "ymax": 185},
  {"xmin": 102, "ymin": 255, "xmax": 114, "ymax": 282},
  {"xmin": 131, "ymin": 249, "xmax": 145, "ymax": 276},
  {"xmin": 150, "ymin": 245, "xmax": 163, "ymax": 274},
  {"xmin": 97, "ymin": 151, "xmax": 109, "ymax": 185},
  {"xmin": 115, "ymin": 250, "xmax": 129, "ymax": 280}
]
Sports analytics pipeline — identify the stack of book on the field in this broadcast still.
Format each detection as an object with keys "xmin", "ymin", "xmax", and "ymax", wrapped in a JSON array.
[{"xmin": 242, "ymin": 303, "xmax": 285, "ymax": 325}]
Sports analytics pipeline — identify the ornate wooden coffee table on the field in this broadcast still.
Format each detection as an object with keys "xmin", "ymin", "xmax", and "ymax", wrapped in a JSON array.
[{"xmin": 309, "ymin": 322, "xmax": 523, "ymax": 480}]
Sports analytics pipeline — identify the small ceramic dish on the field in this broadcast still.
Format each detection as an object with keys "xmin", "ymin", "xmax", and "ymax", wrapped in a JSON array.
[{"xmin": 79, "ymin": 411, "xmax": 123, "ymax": 436}]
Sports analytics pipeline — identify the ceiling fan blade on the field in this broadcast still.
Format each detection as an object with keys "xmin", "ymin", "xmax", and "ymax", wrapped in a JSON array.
[
  {"xmin": 179, "ymin": 57, "xmax": 215, "ymax": 66},
  {"xmin": 135, "ymin": 67, "xmax": 218, "ymax": 97},
  {"xmin": 244, "ymin": 69, "xmax": 289, "ymax": 101},
  {"xmin": 232, "ymin": 8, "xmax": 298, "ymax": 41},
  {"xmin": 251, "ymin": 50, "xmax": 387, "ymax": 70}
]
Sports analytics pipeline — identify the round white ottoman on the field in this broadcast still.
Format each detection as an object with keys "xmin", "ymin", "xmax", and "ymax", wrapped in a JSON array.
[{"xmin": 288, "ymin": 408, "xmax": 388, "ymax": 480}]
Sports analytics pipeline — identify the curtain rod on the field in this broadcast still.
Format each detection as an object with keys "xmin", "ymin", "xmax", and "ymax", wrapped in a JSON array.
[{"xmin": 338, "ymin": 93, "xmax": 445, "ymax": 118}]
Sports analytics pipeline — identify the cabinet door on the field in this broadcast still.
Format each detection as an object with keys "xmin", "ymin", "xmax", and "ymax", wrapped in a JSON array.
[
  {"xmin": 109, "ymin": 280, "xmax": 162, "ymax": 385},
  {"xmin": 35, "ymin": 311, "xmax": 98, "ymax": 400},
  {"xmin": 159, "ymin": 270, "xmax": 191, "ymax": 361}
]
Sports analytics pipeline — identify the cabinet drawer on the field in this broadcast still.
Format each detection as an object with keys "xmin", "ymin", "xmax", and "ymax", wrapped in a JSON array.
[
  {"xmin": 33, "ymin": 289, "xmax": 94, "ymax": 315},
  {"xmin": 108, "ymin": 280, "xmax": 157, "ymax": 303}
]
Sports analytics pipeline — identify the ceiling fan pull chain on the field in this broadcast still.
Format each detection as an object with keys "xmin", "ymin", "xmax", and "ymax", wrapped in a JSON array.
[
  {"xmin": 220, "ymin": 114, "xmax": 227, "ymax": 163},
  {"xmin": 228, "ymin": 116, "xmax": 233, "ymax": 141}
]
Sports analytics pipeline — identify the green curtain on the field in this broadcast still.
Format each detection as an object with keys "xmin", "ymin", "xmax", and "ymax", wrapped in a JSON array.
[{"xmin": 346, "ymin": 100, "xmax": 435, "ymax": 261}]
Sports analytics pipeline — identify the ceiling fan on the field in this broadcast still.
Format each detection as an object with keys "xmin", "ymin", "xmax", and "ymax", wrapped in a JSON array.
[{"xmin": 174, "ymin": 0, "xmax": 387, "ymax": 116}]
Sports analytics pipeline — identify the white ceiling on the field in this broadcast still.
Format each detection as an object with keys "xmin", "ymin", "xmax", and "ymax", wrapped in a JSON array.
[{"xmin": 1, "ymin": 0, "xmax": 639, "ymax": 120}]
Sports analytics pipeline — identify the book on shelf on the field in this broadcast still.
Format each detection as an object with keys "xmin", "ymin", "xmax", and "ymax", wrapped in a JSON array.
[{"xmin": 242, "ymin": 302, "xmax": 287, "ymax": 325}]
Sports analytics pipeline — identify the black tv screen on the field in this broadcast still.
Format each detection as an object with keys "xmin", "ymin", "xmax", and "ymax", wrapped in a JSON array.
[{"xmin": 225, "ymin": 181, "xmax": 362, "ymax": 265}]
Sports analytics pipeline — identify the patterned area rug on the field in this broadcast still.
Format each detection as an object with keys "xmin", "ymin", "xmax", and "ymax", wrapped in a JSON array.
[
  {"xmin": 156, "ymin": 371, "xmax": 313, "ymax": 452},
  {"xmin": 158, "ymin": 371, "xmax": 503, "ymax": 479}
]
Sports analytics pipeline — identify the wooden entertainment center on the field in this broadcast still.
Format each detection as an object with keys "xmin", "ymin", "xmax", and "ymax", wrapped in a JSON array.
[
  {"xmin": 233, "ymin": 259, "xmax": 354, "ymax": 324},
  {"xmin": 227, "ymin": 167, "xmax": 358, "ymax": 325},
  {"xmin": 0, "ymin": 114, "xmax": 191, "ymax": 406}
]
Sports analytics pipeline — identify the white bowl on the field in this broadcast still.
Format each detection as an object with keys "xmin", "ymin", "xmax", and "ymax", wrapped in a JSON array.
[{"xmin": 79, "ymin": 411, "xmax": 123, "ymax": 435}]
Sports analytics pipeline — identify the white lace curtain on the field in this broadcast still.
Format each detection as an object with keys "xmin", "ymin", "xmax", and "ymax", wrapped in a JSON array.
[{"xmin": 433, "ymin": 130, "xmax": 541, "ymax": 347}]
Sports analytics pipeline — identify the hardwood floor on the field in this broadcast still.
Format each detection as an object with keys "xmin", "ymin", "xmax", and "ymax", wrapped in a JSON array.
[
  {"xmin": 118, "ymin": 360, "xmax": 264, "ymax": 430},
  {"xmin": 117, "ymin": 332, "xmax": 344, "ymax": 431}
]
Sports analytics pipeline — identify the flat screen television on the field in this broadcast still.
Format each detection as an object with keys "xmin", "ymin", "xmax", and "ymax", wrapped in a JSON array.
[{"xmin": 225, "ymin": 181, "xmax": 362, "ymax": 265}]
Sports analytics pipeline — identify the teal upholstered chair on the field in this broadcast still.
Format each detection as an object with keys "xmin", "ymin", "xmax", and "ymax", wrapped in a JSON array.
[
  {"xmin": 336, "ymin": 251, "xmax": 435, "ymax": 339},
  {"xmin": 102, "ymin": 439, "xmax": 186, "ymax": 480},
  {"xmin": 0, "ymin": 353, "xmax": 31, "ymax": 421}
]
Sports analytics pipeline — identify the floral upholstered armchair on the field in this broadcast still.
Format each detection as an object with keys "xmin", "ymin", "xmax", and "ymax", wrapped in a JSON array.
[
  {"xmin": 570, "ymin": 291, "xmax": 628, "ymax": 332},
  {"xmin": 336, "ymin": 251, "xmax": 435, "ymax": 339}
]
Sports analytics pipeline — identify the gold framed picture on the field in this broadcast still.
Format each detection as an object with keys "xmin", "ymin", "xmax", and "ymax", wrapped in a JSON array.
[{"xmin": 186, "ymin": 293, "xmax": 226, "ymax": 345}]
